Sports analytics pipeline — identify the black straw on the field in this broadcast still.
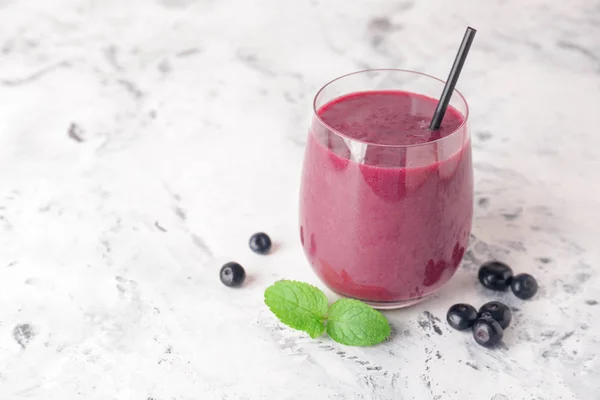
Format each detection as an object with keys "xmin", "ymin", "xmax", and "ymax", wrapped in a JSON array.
[{"xmin": 429, "ymin": 27, "xmax": 477, "ymax": 131}]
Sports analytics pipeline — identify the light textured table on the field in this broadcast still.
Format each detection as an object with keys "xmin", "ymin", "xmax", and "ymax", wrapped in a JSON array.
[{"xmin": 1, "ymin": 0, "xmax": 599, "ymax": 399}]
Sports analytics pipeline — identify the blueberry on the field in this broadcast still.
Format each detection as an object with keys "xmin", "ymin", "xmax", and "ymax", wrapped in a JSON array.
[
  {"xmin": 249, "ymin": 232, "xmax": 272, "ymax": 255},
  {"xmin": 478, "ymin": 261, "xmax": 513, "ymax": 291},
  {"xmin": 478, "ymin": 301, "xmax": 511, "ymax": 329},
  {"xmin": 220, "ymin": 262, "xmax": 246, "ymax": 287},
  {"xmin": 511, "ymin": 273, "xmax": 538, "ymax": 300},
  {"xmin": 472, "ymin": 315, "xmax": 504, "ymax": 348},
  {"xmin": 446, "ymin": 303, "xmax": 478, "ymax": 331}
]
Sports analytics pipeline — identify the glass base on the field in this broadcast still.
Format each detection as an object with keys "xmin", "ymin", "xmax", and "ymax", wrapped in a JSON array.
[{"xmin": 338, "ymin": 291, "xmax": 436, "ymax": 310}]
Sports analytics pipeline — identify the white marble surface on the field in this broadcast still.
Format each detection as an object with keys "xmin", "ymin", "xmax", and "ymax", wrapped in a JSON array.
[{"xmin": 1, "ymin": 0, "xmax": 600, "ymax": 399}]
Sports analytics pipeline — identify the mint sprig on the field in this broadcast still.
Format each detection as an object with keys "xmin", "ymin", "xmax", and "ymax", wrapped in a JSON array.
[{"xmin": 264, "ymin": 280, "xmax": 391, "ymax": 346}]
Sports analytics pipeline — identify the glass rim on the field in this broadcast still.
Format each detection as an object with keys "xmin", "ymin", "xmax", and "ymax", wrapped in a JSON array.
[{"xmin": 312, "ymin": 68, "xmax": 470, "ymax": 149}]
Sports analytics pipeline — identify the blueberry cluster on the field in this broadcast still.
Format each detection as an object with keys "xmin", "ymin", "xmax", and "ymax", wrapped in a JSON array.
[
  {"xmin": 446, "ymin": 301, "xmax": 511, "ymax": 347},
  {"xmin": 478, "ymin": 261, "xmax": 538, "ymax": 299},
  {"xmin": 219, "ymin": 232, "xmax": 272, "ymax": 288},
  {"xmin": 447, "ymin": 262, "xmax": 538, "ymax": 348}
]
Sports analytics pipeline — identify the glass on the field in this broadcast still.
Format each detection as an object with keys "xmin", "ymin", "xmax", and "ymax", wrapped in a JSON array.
[{"xmin": 299, "ymin": 69, "xmax": 473, "ymax": 309}]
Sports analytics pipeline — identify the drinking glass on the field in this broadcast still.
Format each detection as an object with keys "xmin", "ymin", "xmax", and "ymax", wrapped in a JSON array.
[{"xmin": 299, "ymin": 69, "xmax": 473, "ymax": 309}]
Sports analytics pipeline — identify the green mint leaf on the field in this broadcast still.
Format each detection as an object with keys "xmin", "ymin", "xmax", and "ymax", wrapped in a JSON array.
[
  {"xmin": 264, "ymin": 280, "xmax": 328, "ymax": 339},
  {"xmin": 326, "ymin": 298, "xmax": 391, "ymax": 346}
]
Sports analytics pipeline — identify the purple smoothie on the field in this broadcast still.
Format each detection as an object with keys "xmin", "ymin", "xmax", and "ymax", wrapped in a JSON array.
[{"xmin": 300, "ymin": 90, "xmax": 473, "ymax": 304}]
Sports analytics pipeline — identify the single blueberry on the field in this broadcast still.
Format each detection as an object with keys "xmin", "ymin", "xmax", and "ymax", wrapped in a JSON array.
[
  {"xmin": 478, "ymin": 301, "xmax": 512, "ymax": 329},
  {"xmin": 446, "ymin": 303, "xmax": 479, "ymax": 331},
  {"xmin": 220, "ymin": 262, "xmax": 246, "ymax": 287},
  {"xmin": 472, "ymin": 315, "xmax": 504, "ymax": 348},
  {"xmin": 478, "ymin": 261, "xmax": 513, "ymax": 291},
  {"xmin": 511, "ymin": 273, "xmax": 538, "ymax": 300},
  {"xmin": 249, "ymin": 232, "xmax": 272, "ymax": 255}
]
